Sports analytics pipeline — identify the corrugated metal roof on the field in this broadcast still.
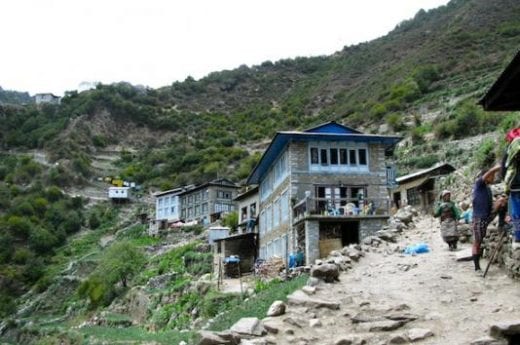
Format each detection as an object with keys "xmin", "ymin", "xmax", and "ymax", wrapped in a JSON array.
[
  {"xmin": 246, "ymin": 122, "xmax": 402, "ymax": 185},
  {"xmin": 396, "ymin": 162, "xmax": 455, "ymax": 184}
]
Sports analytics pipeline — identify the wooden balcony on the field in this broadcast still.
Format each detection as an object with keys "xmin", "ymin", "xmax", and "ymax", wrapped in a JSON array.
[{"xmin": 292, "ymin": 196, "xmax": 390, "ymax": 225}]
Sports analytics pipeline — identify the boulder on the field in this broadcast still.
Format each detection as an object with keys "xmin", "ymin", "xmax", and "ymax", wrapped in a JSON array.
[
  {"xmin": 394, "ymin": 208, "xmax": 413, "ymax": 225},
  {"xmin": 363, "ymin": 236, "xmax": 382, "ymax": 246},
  {"xmin": 262, "ymin": 318, "xmax": 281, "ymax": 334},
  {"xmin": 470, "ymin": 337, "xmax": 507, "ymax": 345},
  {"xmin": 334, "ymin": 334, "xmax": 366, "ymax": 345},
  {"xmin": 489, "ymin": 321, "xmax": 520, "ymax": 339},
  {"xmin": 376, "ymin": 230, "xmax": 398, "ymax": 243},
  {"xmin": 301, "ymin": 285, "xmax": 317, "ymax": 295},
  {"xmin": 287, "ymin": 290, "xmax": 340, "ymax": 310},
  {"xmin": 307, "ymin": 277, "xmax": 321, "ymax": 287},
  {"xmin": 407, "ymin": 328, "xmax": 434, "ymax": 341},
  {"xmin": 198, "ymin": 331, "xmax": 240, "ymax": 345},
  {"xmin": 311, "ymin": 263, "xmax": 340, "ymax": 283},
  {"xmin": 388, "ymin": 334, "xmax": 408, "ymax": 344},
  {"xmin": 309, "ymin": 318, "xmax": 322, "ymax": 328},
  {"xmin": 266, "ymin": 301, "xmax": 286, "ymax": 317},
  {"xmin": 230, "ymin": 317, "xmax": 266, "ymax": 337},
  {"xmin": 146, "ymin": 273, "xmax": 176, "ymax": 290},
  {"xmin": 358, "ymin": 320, "xmax": 406, "ymax": 332}
]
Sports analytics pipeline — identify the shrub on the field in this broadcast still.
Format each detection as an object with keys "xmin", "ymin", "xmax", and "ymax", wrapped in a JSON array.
[
  {"xmin": 29, "ymin": 227, "xmax": 58, "ymax": 253},
  {"xmin": 181, "ymin": 225, "xmax": 205, "ymax": 235},
  {"xmin": 7, "ymin": 216, "xmax": 32, "ymax": 239},
  {"xmin": 386, "ymin": 113, "xmax": 405, "ymax": 132},
  {"xmin": 474, "ymin": 138, "xmax": 496, "ymax": 171}
]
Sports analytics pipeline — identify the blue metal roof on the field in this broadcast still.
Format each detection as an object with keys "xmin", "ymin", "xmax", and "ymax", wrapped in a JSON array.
[
  {"xmin": 246, "ymin": 122, "xmax": 402, "ymax": 185},
  {"xmin": 304, "ymin": 121, "xmax": 362, "ymax": 134}
]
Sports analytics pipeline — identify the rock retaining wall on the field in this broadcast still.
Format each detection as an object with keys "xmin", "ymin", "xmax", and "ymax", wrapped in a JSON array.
[{"xmin": 483, "ymin": 226, "xmax": 520, "ymax": 280}]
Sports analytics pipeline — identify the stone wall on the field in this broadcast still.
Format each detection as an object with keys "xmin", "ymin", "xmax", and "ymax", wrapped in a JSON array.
[
  {"xmin": 360, "ymin": 218, "xmax": 388, "ymax": 239},
  {"xmin": 304, "ymin": 220, "xmax": 320, "ymax": 264},
  {"xmin": 484, "ymin": 226, "xmax": 520, "ymax": 279}
]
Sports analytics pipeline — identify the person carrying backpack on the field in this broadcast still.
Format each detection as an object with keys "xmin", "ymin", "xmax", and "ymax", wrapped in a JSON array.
[
  {"xmin": 504, "ymin": 133, "xmax": 520, "ymax": 249},
  {"xmin": 434, "ymin": 190, "xmax": 460, "ymax": 251}
]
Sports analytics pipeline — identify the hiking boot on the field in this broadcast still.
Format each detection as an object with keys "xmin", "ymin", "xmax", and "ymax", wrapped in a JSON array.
[{"xmin": 474, "ymin": 269, "xmax": 484, "ymax": 277}]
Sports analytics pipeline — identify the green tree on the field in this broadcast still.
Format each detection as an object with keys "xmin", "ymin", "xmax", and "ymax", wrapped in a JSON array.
[
  {"xmin": 98, "ymin": 241, "xmax": 146, "ymax": 288},
  {"xmin": 222, "ymin": 211, "xmax": 239, "ymax": 233}
]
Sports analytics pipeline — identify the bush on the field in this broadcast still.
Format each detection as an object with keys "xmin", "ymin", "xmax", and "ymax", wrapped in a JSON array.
[
  {"xmin": 386, "ymin": 113, "xmax": 405, "ymax": 132},
  {"xmin": 181, "ymin": 225, "xmax": 205, "ymax": 235},
  {"xmin": 474, "ymin": 138, "xmax": 496, "ymax": 171},
  {"xmin": 7, "ymin": 216, "xmax": 32, "ymax": 239},
  {"xmin": 29, "ymin": 227, "xmax": 58, "ymax": 253},
  {"xmin": 78, "ymin": 276, "xmax": 114, "ymax": 307}
]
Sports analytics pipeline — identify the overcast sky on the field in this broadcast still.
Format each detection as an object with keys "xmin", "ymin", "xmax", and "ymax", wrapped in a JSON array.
[{"xmin": 0, "ymin": 0, "xmax": 450, "ymax": 96}]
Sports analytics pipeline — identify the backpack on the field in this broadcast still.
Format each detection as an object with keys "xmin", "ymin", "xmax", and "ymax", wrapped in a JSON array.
[
  {"xmin": 505, "ymin": 137, "xmax": 520, "ymax": 193},
  {"xmin": 506, "ymin": 127, "xmax": 520, "ymax": 143}
]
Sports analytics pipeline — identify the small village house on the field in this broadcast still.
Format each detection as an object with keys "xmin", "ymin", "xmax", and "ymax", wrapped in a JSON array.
[
  {"xmin": 179, "ymin": 178, "xmax": 240, "ymax": 225},
  {"xmin": 154, "ymin": 187, "xmax": 186, "ymax": 227},
  {"xmin": 108, "ymin": 186, "xmax": 131, "ymax": 201},
  {"xmin": 246, "ymin": 121, "xmax": 401, "ymax": 265},
  {"xmin": 213, "ymin": 232, "xmax": 257, "ymax": 278},
  {"xmin": 34, "ymin": 93, "xmax": 61, "ymax": 105},
  {"xmin": 234, "ymin": 185, "xmax": 259, "ymax": 234},
  {"xmin": 392, "ymin": 162, "xmax": 455, "ymax": 212}
]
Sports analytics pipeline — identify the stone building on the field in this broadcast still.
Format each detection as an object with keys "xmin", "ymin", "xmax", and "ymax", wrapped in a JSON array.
[
  {"xmin": 34, "ymin": 93, "xmax": 61, "ymax": 105},
  {"xmin": 179, "ymin": 178, "xmax": 240, "ymax": 225},
  {"xmin": 392, "ymin": 162, "xmax": 455, "ymax": 212},
  {"xmin": 246, "ymin": 121, "xmax": 401, "ymax": 265},
  {"xmin": 234, "ymin": 186, "xmax": 259, "ymax": 233}
]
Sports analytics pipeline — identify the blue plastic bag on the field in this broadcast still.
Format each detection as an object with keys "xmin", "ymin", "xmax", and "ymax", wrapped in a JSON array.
[{"xmin": 404, "ymin": 243, "xmax": 430, "ymax": 255}]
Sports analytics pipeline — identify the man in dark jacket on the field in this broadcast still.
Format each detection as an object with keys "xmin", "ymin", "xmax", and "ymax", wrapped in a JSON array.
[{"xmin": 471, "ymin": 165, "xmax": 501, "ymax": 272}]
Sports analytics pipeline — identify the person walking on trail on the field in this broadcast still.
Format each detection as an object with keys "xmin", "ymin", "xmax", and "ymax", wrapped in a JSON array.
[
  {"xmin": 434, "ymin": 190, "xmax": 460, "ymax": 251},
  {"xmin": 471, "ymin": 164, "xmax": 501, "ymax": 272},
  {"xmin": 504, "ymin": 134, "xmax": 520, "ymax": 249}
]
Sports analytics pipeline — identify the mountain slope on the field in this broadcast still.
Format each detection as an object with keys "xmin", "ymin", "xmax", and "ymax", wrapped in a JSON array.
[{"xmin": 1, "ymin": 0, "xmax": 519, "ymax": 188}]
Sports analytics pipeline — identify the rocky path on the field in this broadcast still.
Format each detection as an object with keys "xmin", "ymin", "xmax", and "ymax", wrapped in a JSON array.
[{"xmin": 237, "ymin": 216, "xmax": 520, "ymax": 345}]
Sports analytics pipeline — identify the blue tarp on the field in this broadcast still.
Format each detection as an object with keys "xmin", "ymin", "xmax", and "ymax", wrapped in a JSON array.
[
  {"xmin": 403, "ymin": 243, "xmax": 430, "ymax": 255},
  {"xmin": 224, "ymin": 256, "xmax": 240, "ymax": 263}
]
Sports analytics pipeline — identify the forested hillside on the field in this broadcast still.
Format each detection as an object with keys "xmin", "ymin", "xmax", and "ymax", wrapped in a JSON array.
[
  {"xmin": 2, "ymin": 0, "xmax": 520, "ymax": 189},
  {"xmin": 0, "ymin": 87, "xmax": 32, "ymax": 106}
]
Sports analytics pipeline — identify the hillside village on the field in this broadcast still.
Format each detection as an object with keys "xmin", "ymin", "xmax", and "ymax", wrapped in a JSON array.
[{"xmin": 1, "ymin": 0, "xmax": 520, "ymax": 344}]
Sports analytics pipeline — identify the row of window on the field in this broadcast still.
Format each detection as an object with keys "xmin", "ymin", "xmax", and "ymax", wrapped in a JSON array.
[
  {"xmin": 158, "ymin": 195, "xmax": 178, "ymax": 206},
  {"xmin": 240, "ymin": 203, "xmax": 257, "ymax": 222},
  {"xmin": 217, "ymin": 190, "xmax": 233, "ymax": 199},
  {"xmin": 310, "ymin": 147, "xmax": 368, "ymax": 166},
  {"xmin": 259, "ymin": 235, "xmax": 287, "ymax": 260},
  {"xmin": 157, "ymin": 206, "xmax": 177, "ymax": 219},
  {"xmin": 260, "ymin": 151, "xmax": 289, "ymax": 201},
  {"xmin": 215, "ymin": 202, "xmax": 235, "ymax": 213},
  {"xmin": 182, "ymin": 203, "xmax": 209, "ymax": 218},
  {"xmin": 185, "ymin": 190, "xmax": 209, "ymax": 205},
  {"xmin": 259, "ymin": 190, "xmax": 289, "ymax": 234}
]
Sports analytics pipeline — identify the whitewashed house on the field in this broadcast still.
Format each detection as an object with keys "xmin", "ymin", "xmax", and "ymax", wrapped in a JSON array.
[
  {"xmin": 155, "ymin": 187, "xmax": 184, "ymax": 223},
  {"xmin": 108, "ymin": 186, "xmax": 131, "ymax": 200},
  {"xmin": 34, "ymin": 93, "xmax": 61, "ymax": 105}
]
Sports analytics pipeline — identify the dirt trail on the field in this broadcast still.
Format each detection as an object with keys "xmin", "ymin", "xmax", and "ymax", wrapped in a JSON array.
[{"xmin": 274, "ymin": 216, "xmax": 520, "ymax": 344}]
